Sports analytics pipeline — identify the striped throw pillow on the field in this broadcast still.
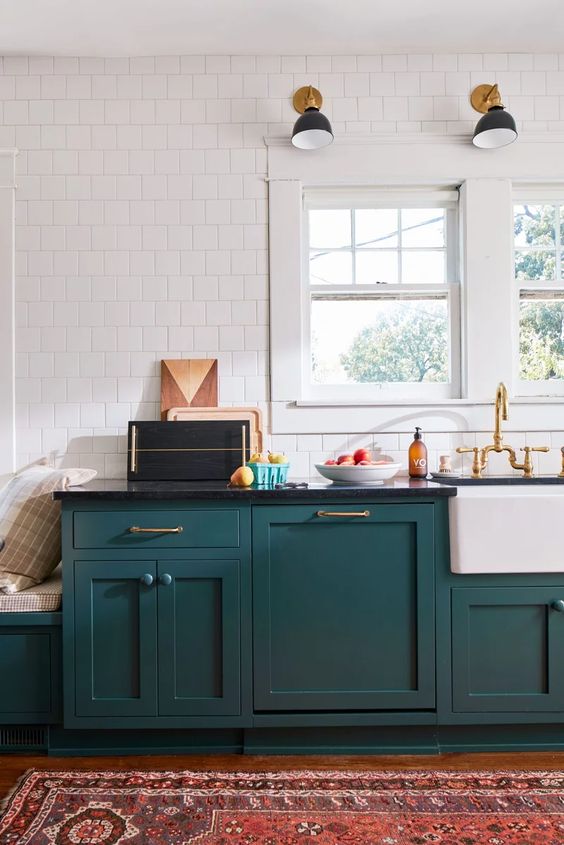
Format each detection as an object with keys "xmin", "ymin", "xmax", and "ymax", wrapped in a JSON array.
[{"xmin": 0, "ymin": 466, "xmax": 96, "ymax": 593}]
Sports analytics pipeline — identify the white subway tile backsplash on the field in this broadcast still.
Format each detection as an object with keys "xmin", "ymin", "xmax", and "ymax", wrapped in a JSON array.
[
  {"xmin": 6, "ymin": 49, "xmax": 564, "ymax": 471},
  {"xmin": 52, "ymin": 402, "xmax": 79, "ymax": 427}
]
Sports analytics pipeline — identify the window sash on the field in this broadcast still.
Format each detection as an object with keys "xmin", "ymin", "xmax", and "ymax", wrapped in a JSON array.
[
  {"xmin": 514, "ymin": 201, "xmax": 564, "ymax": 285},
  {"xmin": 513, "ymin": 199, "xmax": 564, "ymax": 395},
  {"xmin": 304, "ymin": 186, "xmax": 459, "ymax": 209},
  {"xmin": 302, "ymin": 284, "xmax": 461, "ymax": 400},
  {"xmin": 302, "ymin": 199, "xmax": 460, "ymax": 400}
]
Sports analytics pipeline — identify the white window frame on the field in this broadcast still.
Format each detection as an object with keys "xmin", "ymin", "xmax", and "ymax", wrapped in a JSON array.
[
  {"xmin": 300, "ymin": 187, "xmax": 461, "ymax": 402},
  {"xmin": 267, "ymin": 134, "xmax": 564, "ymax": 433},
  {"xmin": 512, "ymin": 187, "xmax": 564, "ymax": 397}
]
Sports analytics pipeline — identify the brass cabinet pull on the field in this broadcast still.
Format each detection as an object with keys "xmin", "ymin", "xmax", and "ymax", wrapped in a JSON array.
[
  {"xmin": 316, "ymin": 510, "xmax": 370, "ymax": 518},
  {"xmin": 130, "ymin": 424, "xmax": 138, "ymax": 473},
  {"xmin": 129, "ymin": 526, "xmax": 184, "ymax": 534}
]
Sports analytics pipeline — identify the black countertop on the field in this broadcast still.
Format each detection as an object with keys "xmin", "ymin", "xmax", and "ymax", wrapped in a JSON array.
[
  {"xmin": 54, "ymin": 478, "xmax": 457, "ymax": 501},
  {"xmin": 432, "ymin": 475, "xmax": 564, "ymax": 485}
]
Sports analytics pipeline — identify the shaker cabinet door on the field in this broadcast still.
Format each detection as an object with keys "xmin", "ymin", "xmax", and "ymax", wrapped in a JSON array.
[
  {"xmin": 157, "ymin": 560, "xmax": 241, "ymax": 716},
  {"xmin": 452, "ymin": 587, "xmax": 564, "ymax": 713},
  {"xmin": 253, "ymin": 504, "xmax": 435, "ymax": 711},
  {"xmin": 73, "ymin": 561, "xmax": 158, "ymax": 719}
]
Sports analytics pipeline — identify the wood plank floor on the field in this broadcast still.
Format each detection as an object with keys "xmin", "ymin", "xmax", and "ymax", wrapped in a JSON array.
[{"xmin": 3, "ymin": 752, "xmax": 564, "ymax": 799}]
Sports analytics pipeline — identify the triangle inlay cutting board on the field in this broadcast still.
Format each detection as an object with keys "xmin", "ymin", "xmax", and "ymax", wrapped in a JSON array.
[{"xmin": 160, "ymin": 358, "xmax": 218, "ymax": 419}]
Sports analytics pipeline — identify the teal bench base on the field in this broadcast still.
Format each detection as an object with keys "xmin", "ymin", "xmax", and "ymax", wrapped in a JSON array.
[{"xmin": 0, "ymin": 613, "xmax": 61, "ymax": 727}]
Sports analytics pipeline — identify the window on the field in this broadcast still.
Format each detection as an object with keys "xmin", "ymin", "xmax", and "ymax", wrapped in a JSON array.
[
  {"xmin": 303, "ymin": 189, "xmax": 460, "ymax": 400},
  {"xmin": 514, "ymin": 200, "xmax": 564, "ymax": 395}
]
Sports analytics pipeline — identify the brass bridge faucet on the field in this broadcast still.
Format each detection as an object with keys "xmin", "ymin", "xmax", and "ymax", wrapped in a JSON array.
[{"xmin": 456, "ymin": 382, "xmax": 549, "ymax": 479}]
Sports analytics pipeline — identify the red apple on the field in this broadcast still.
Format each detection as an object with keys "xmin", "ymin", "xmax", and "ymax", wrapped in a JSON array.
[
  {"xmin": 357, "ymin": 460, "xmax": 371, "ymax": 465},
  {"xmin": 337, "ymin": 454, "xmax": 354, "ymax": 464},
  {"xmin": 324, "ymin": 459, "xmax": 337, "ymax": 465},
  {"xmin": 353, "ymin": 448, "xmax": 371, "ymax": 464}
]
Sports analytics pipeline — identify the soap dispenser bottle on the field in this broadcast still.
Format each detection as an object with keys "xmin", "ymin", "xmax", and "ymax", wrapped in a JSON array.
[{"xmin": 409, "ymin": 427, "xmax": 428, "ymax": 478}]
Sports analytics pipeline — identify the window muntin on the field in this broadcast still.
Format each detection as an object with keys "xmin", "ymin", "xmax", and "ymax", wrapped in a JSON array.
[
  {"xmin": 514, "ymin": 203, "xmax": 564, "ymax": 390},
  {"xmin": 304, "ymin": 200, "xmax": 459, "ymax": 399},
  {"xmin": 309, "ymin": 208, "xmax": 447, "ymax": 286}
]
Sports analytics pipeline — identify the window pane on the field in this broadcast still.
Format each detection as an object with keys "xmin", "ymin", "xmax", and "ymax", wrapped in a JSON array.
[
  {"xmin": 519, "ymin": 298, "xmax": 564, "ymax": 380},
  {"xmin": 355, "ymin": 209, "xmax": 398, "ymax": 248},
  {"xmin": 309, "ymin": 210, "xmax": 351, "ymax": 248},
  {"xmin": 402, "ymin": 251, "xmax": 446, "ymax": 284},
  {"xmin": 311, "ymin": 297, "xmax": 448, "ymax": 384},
  {"xmin": 356, "ymin": 251, "xmax": 398, "ymax": 284},
  {"xmin": 310, "ymin": 250, "xmax": 353, "ymax": 285},
  {"xmin": 514, "ymin": 204, "xmax": 555, "ymax": 248},
  {"xmin": 515, "ymin": 249, "xmax": 556, "ymax": 281},
  {"xmin": 401, "ymin": 209, "xmax": 445, "ymax": 247}
]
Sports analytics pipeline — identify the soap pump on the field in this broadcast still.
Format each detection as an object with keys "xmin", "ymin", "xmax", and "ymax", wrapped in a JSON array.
[{"xmin": 408, "ymin": 427, "xmax": 428, "ymax": 479}]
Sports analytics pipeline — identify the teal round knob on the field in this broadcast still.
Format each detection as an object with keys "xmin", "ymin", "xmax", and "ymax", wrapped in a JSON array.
[
  {"xmin": 552, "ymin": 600, "xmax": 564, "ymax": 612},
  {"xmin": 140, "ymin": 573, "xmax": 153, "ymax": 586},
  {"xmin": 159, "ymin": 573, "xmax": 173, "ymax": 586}
]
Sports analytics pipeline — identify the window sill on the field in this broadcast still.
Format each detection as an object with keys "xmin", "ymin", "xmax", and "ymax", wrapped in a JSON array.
[
  {"xmin": 271, "ymin": 397, "xmax": 564, "ymax": 434},
  {"xmin": 293, "ymin": 397, "xmax": 564, "ymax": 408}
]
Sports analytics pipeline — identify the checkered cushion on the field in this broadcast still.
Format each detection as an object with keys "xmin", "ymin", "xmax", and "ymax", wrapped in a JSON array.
[
  {"xmin": 0, "ymin": 466, "xmax": 96, "ymax": 593},
  {"xmin": 0, "ymin": 564, "xmax": 62, "ymax": 612}
]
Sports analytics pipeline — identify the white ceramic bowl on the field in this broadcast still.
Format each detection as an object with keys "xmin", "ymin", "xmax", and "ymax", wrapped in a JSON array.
[{"xmin": 314, "ymin": 462, "xmax": 402, "ymax": 485}]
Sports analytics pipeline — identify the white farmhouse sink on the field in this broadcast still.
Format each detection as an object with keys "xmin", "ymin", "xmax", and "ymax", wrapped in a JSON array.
[{"xmin": 449, "ymin": 485, "xmax": 564, "ymax": 574}]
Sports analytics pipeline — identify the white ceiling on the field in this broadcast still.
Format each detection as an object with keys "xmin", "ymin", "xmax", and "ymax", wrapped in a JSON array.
[{"xmin": 2, "ymin": 0, "xmax": 563, "ymax": 56}]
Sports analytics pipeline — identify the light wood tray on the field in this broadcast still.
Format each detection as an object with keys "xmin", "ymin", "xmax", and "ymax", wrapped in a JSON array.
[{"xmin": 167, "ymin": 406, "xmax": 263, "ymax": 453}]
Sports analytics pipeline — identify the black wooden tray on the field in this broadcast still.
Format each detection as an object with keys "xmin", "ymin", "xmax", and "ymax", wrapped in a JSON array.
[{"xmin": 127, "ymin": 420, "xmax": 251, "ymax": 481}]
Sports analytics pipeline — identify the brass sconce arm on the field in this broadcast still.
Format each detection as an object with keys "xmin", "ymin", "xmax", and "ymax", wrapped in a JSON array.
[{"xmin": 471, "ymin": 83, "xmax": 504, "ymax": 113}]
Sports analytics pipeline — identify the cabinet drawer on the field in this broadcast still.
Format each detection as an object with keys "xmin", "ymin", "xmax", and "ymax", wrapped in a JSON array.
[{"xmin": 73, "ymin": 509, "xmax": 240, "ymax": 549}]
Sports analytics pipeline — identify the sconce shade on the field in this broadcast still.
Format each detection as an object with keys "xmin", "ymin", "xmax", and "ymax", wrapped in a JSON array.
[
  {"xmin": 292, "ymin": 107, "xmax": 334, "ymax": 150},
  {"xmin": 473, "ymin": 105, "xmax": 518, "ymax": 149}
]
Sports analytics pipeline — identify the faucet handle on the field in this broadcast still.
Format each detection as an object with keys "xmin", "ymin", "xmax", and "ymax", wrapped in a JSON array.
[
  {"xmin": 456, "ymin": 446, "xmax": 483, "ymax": 479},
  {"xmin": 519, "ymin": 446, "xmax": 550, "ymax": 479}
]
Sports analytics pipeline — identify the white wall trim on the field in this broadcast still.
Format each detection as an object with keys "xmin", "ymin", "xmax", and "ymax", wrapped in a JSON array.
[
  {"xmin": 271, "ymin": 399, "xmax": 564, "ymax": 434},
  {"xmin": 267, "ymin": 134, "xmax": 564, "ymax": 434},
  {"xmin": 267, "ymin": 137, "xmax": 564, "ymax": 183},
  {"xmin": 265, "ymin": 132, "xmax": 564, "ymax": 148},
  {"xmin": 0, "ymin": 151, "xmax": 17, "ymax": 474}
]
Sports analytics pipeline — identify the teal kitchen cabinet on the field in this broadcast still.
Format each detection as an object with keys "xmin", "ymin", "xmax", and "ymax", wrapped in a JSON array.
[
  {"xmin": 70, "ymin": 558, "xmax": 241, "ymax": 725},
  {"xmin": 253, "ymin": 503, "xmax": 435, "ymax": 711},
  {"xmin": 62, "ymin": 500, "xmax": 251, "ymax": 729},
  {"xmin": 157, "ymin": 560, "xmax": 240, "ymax": 717},
  {"xmin": 0, "ymin": 614, "xmax": 61, "ymax": 725},
  {"xmin": 74, "ymin": 561, "xmax": 158, "ymax": 719},
  {"xmin": 451, "ymin": 587, "xmax": 564, "ymax": 713}
]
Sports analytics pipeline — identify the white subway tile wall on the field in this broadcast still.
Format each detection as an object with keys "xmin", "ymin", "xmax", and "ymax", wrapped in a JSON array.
[{"xmin": 6, "ymin": 52, "xmax": 564, "ymax": 477}]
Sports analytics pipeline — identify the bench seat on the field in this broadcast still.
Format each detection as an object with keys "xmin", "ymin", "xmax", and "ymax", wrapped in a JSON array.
[{"xmin": 0, "ymin": 564, "xmax": 62, "ymax": 612}]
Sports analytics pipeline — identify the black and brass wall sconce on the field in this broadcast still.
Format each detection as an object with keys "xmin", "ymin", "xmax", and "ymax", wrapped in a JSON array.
[
  {"xmin": 470, "ymin": 83, "xmax": 518, "ymax": 149},
  {"xmin": 291, "ymin": 86, "xmax": 334, "ymax": 150}
]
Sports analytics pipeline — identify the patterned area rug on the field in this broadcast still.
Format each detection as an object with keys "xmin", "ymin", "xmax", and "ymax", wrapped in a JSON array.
[{"xmin": 1, "ymin": 769, "xmax": 564, "ymax": 844}]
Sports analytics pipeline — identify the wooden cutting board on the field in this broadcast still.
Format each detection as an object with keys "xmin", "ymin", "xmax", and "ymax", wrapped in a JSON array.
[
  {"xmin": 160, "ymin": 359, "xmax": 218, "ymax": 420},
  {"xmin": 167, "ymin": 406, "xmax": 263, "ymax": 453}
]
